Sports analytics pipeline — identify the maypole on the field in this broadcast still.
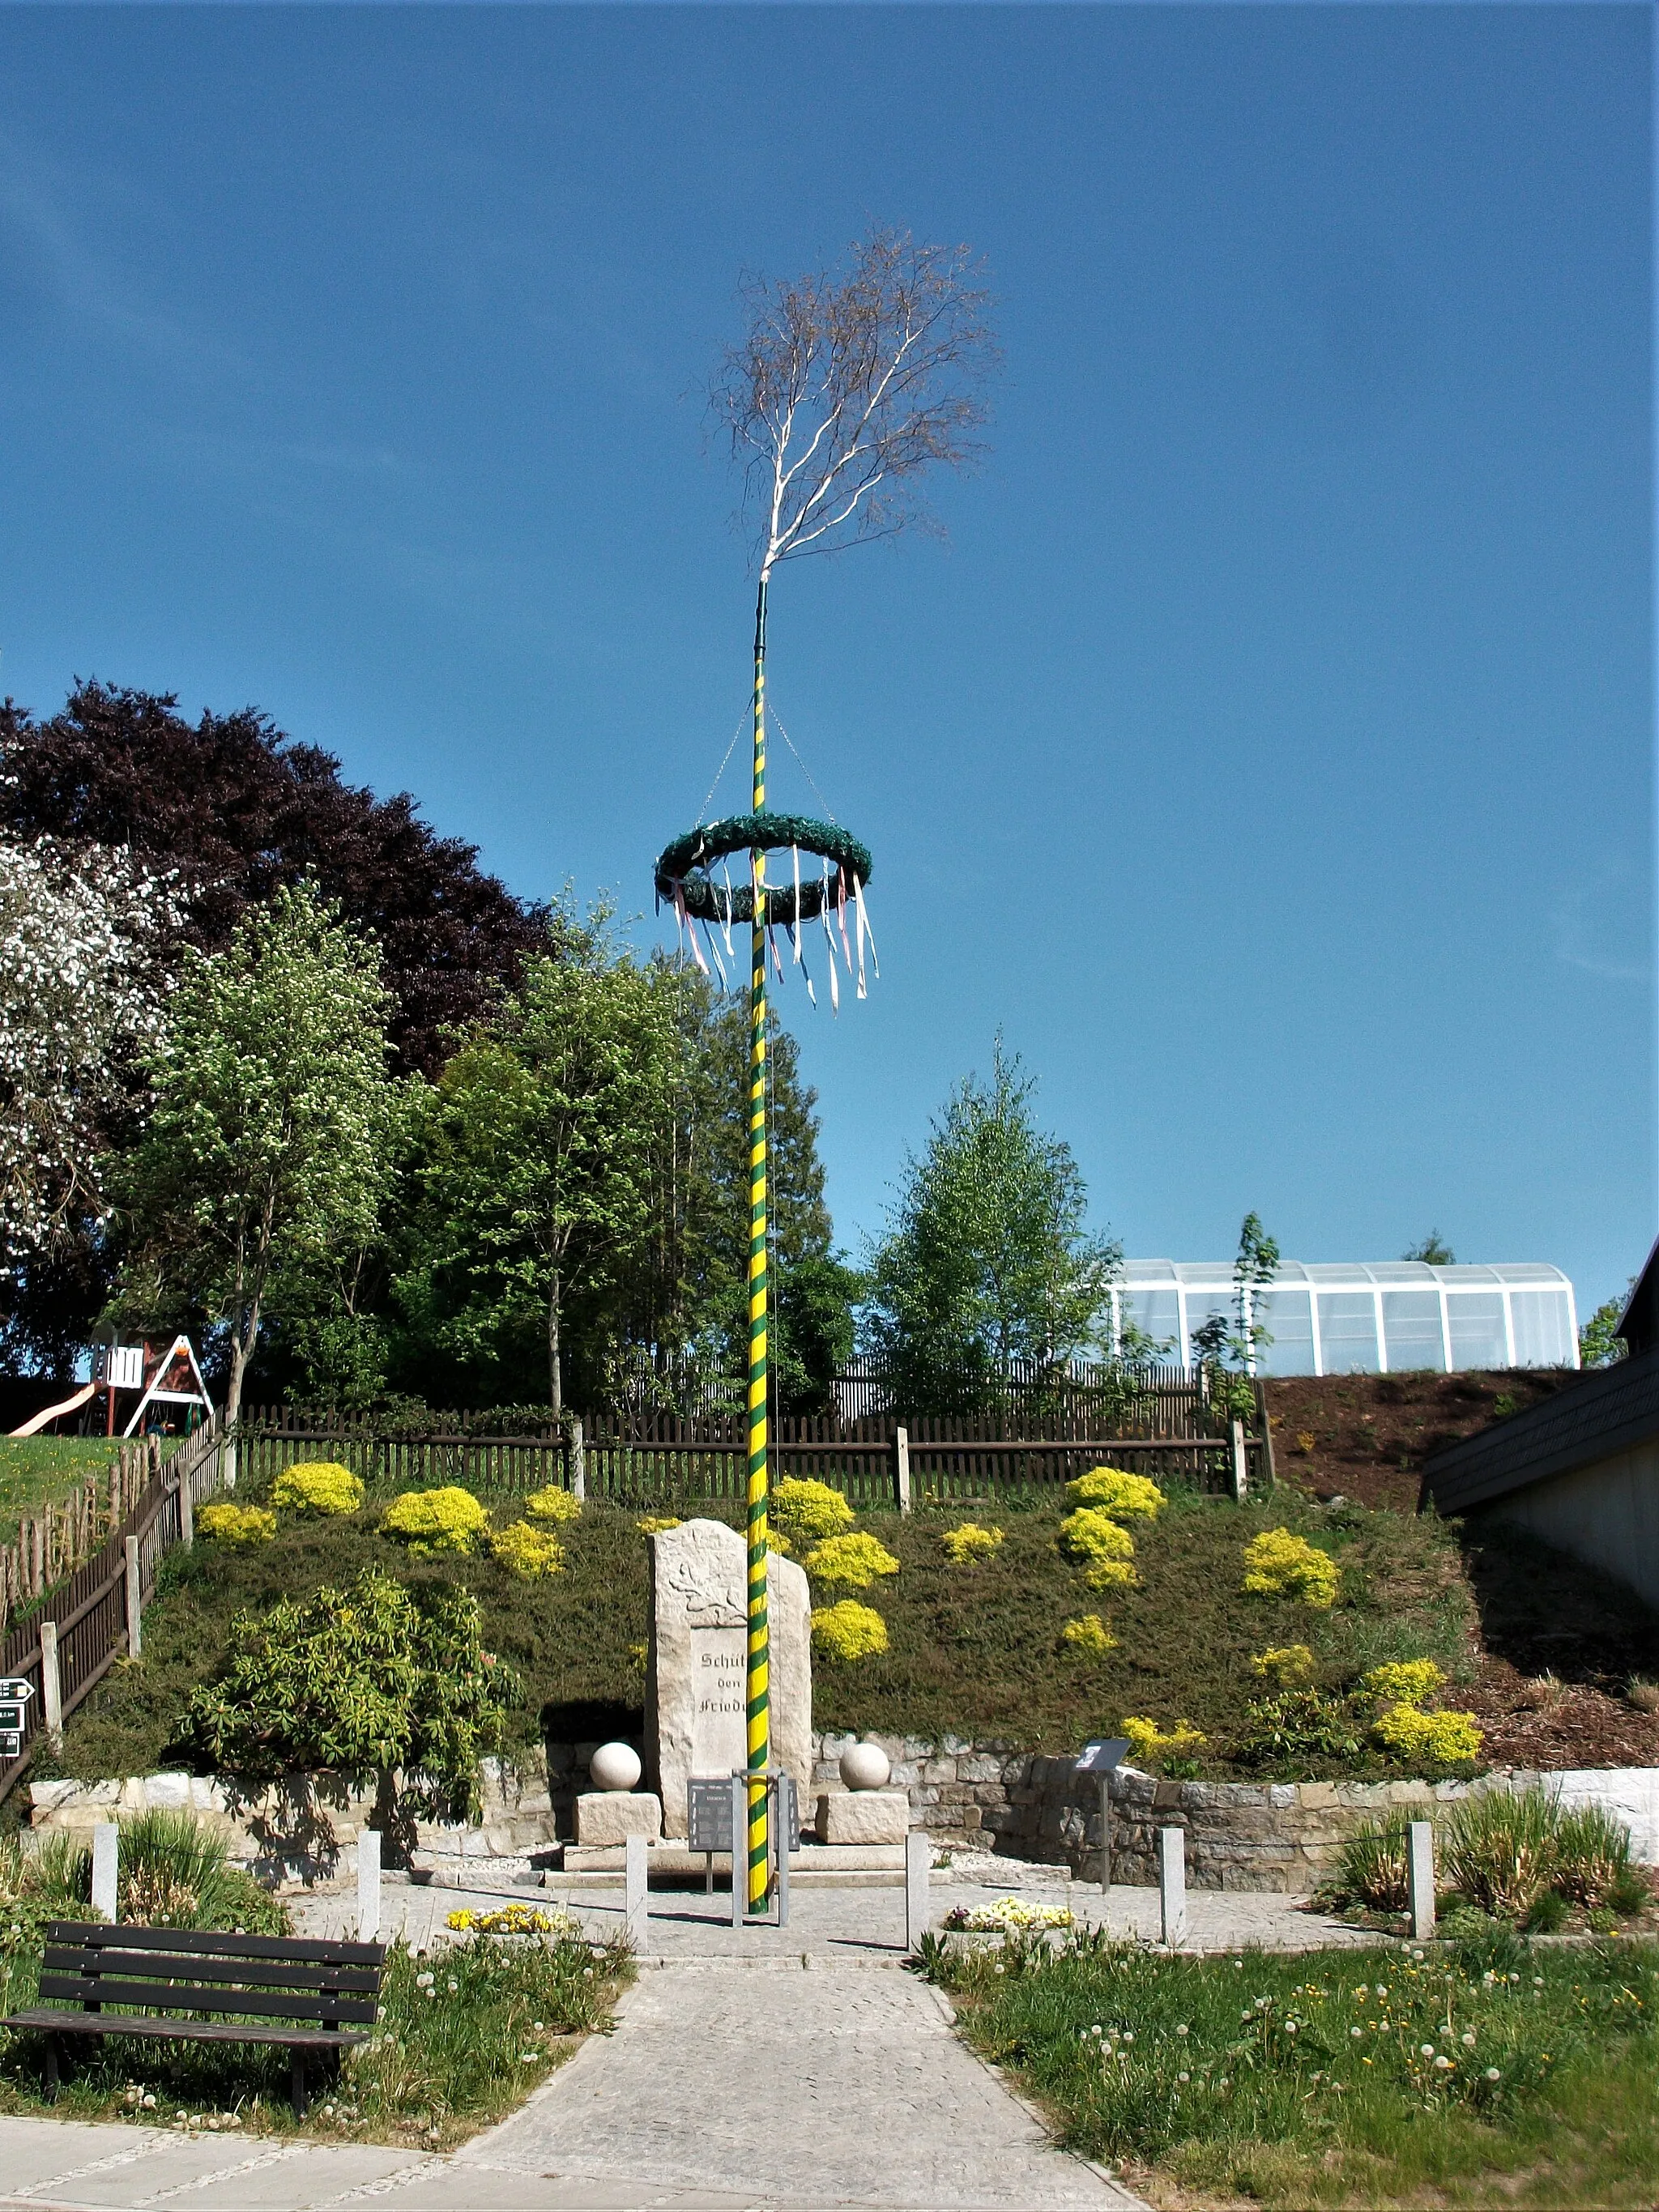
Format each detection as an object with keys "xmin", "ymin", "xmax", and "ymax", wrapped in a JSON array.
[
  {"xmin": 744, "ymin": 574, "xmax": 771, "ymax": 1915},
  {"xmin": 656, "ymin": 226, "xmax": 992, "ymax": 1918}
]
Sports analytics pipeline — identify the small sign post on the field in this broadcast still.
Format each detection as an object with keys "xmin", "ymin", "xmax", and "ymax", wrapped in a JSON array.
[
  {"xmin": 0, "ymin": 1679, "xmax": 33, "ymax": 1764},
  {"xmin": 1075, "ymin": 1738, "xmax": 1132, "ymax": 1897}
]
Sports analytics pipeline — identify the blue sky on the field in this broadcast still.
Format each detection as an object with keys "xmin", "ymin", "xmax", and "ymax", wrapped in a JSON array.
[{"xmin": 0, "ymin": 3, "xmax": 1650, "ymax": 1316}]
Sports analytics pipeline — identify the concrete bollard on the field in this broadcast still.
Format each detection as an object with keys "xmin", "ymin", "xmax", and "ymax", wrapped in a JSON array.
[
  {"xmin": 894, "ymin": 1427, "xmax": 911, "ymax": 1513},
  {"xmin": 1408, "ymin": 1821, "xmax": 1436, "ymax": 1943},
  {"xmin": 1158, "ymin": 1826, "xmax": 1187, "ymax": 1949},
  {"xmin": 357, "ymin": 1827, "xmax": 382, "ymax": 1944},
  {"xmin": 91, "ymin": 1824, "xmax": 118, "ymax": 1922},
  {"xmin": 905, "ymin": 1829, "xmax": 931, "ymax": 1950},
  {"xmin": 40, "ymin": 1620, "xmax": 62, "ymax": 1750},
  {"xmin": 625, "ymin": 1832, "xmax": 647, "ymax": 1941}
]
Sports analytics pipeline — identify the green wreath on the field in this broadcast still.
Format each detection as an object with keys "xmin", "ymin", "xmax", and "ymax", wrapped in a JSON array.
[{"xmin": 655, "ymin": 812, "xmax": 874, "ymax": 927}]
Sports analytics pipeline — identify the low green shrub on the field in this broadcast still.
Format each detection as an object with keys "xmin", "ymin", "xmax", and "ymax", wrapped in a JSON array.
[
  {"xmin": 179, "ymin": 1570, "xmax": 517, "ymax": 1818},
  {"xmin": 1235, "ymin": 1687, "xmax": 1363, "ymax": 1769}
]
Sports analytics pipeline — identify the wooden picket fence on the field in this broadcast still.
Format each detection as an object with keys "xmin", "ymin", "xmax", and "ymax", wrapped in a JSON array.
[
  {"xmin": 0, "ymin": 1420, "xmax": 231, "ymax": 1809},
  {"xmin": 234, "ymin": 1392, "xmax": 1274, "ymax": 1508}
]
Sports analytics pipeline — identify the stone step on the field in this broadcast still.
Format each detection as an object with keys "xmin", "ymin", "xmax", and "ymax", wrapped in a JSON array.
[{"xmin": 557, "ymin": 1840, "xmax": 906, "ymax": 1877}]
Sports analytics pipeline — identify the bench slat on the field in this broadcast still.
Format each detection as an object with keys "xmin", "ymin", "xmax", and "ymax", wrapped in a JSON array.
[
  {"xmin": 4, "ymin": 2008, "xmax": 366, "ymax": 2051},
  {"xmin": 36, "ymin": 1975, "xmax": 377, "ymax": 2025},
  {"xmin": 42, "ymin": 1947, "xmax": 380, "ymax": 1996},
  {"xmin": 44, "ymin": 1921, "xmax": 384, "ymax": 1968}
]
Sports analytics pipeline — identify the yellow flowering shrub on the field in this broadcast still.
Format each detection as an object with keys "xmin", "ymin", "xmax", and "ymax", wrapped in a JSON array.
[
  {"xmin": 804, "ymin": 1531, "xmax": 901, "ymax": 1588},
  {"xmin": 1251, "ymin": 1643, "xmax": 1316, "ymax": 1684},
  {"xmin": 1241, "ymin": 1528, "xmax": 1340, "ymax": 1609},
  {"xmin": 197, "ymin": 1502, "xmax": 276, "ymax": 1545},
  {"xmin": 382, "ymin": 1485, "xmax": 489, "ymax": 1555},
  {"xmin": 1363, "ymin": 1659, "xmax": 1445, "ymax": 1709},
  {"xmin": 271, "ymin": 1461, "xmax": 364, "ymax": 1517},
  {"xmin": 940, "ymin": 1522, "xmax": 1004, "ymax": 1564},
  {"xmin": 771, "ymin": 1478, "xmax": 855, "ymax": 1547},
  {"xmin": 1058, "ymin": 1507, "xmax": 1138, "ymax": 1588},
  {"xmin": 1121, "ymin": 1715, "xmax": 1207, "ymax": 1763},
  {"xmin": 636, "ymin": 1515, "xmax": 682, "ymax": 1536},
  {"xmin": 1064, "ymin": 1468, "xmax": 1166, "ymax": 1522},
  {"xmin": 523, "ymin": 1485, "xmax": 582, "ymax": 1524},
  {"xmin": 1061, "ymin": 1613, "xmax": 1118, "ymax": 1655},
  {"xmin": 625, "ymin": 1640, "xmax": 647, "ymax": 1670},
  {"xmin": 1372, "ymin": 1703, "xmax": 1483, "ymax": 1767},
  {"xmin": 810, "ymin": 1600, "xmax": 889, "ymax": 1661},
  {"xmin": 489, "ymin": 1520, "xmax": 565, "ymax": 1579}
]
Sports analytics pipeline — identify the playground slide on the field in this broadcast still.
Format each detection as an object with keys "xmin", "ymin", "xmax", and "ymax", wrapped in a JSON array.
[{"xmin": 9, "ymin": 1380, "xmax": 98, "ymax": 1437}]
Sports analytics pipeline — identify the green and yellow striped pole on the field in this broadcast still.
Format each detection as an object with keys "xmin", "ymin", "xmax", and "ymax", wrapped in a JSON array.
[{"xmin": 744, "ymin": 574, "xmax": 772, "ymax": 1915}]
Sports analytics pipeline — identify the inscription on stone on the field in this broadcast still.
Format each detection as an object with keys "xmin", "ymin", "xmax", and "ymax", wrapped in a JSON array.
[{"xmin": 691, "ymin": 1626, "xmax": 747, "ymax": 1776}]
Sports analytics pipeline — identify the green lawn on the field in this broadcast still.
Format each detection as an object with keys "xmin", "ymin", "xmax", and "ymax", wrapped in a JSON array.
[
  {"xmin": 0, "ymin": 1437, "xmax": 127, "ymax": 1543},
  {"xmin": 47, "ymin": 1475, "xmax": 1478, "ymax": 1784},
  {"xmin": 921, "ymin": 1927, "xmax": 1659, "ymax": 2209}
]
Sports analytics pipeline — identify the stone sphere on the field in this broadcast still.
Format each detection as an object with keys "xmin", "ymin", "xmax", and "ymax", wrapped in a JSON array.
[
  {"xmin": 589, "ymin": 1741, "xmax": 642, "ymax": 1792},
  {"xmin": 840, "ymin": 1741, "xmax": 891, "ymax": 1792}
]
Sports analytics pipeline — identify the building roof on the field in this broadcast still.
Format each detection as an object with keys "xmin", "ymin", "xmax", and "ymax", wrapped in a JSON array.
[
  {"xmin": 1122, "ymin": 1260, "xmax": 1570, "ymax": 1290},
  {"xmin": 1422, "ymin": 1349, "xmax": 1659, "ymax": 1515},
  {"xmin": 1618, "ymin": 1235, "xmax": 1659, "ymax": 1358}
]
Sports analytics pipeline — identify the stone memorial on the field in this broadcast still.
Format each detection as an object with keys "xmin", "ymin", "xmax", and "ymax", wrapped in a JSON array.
[{"xmin": 646, "ymin": 1518, "xmax": 811, "ymax": 1839}]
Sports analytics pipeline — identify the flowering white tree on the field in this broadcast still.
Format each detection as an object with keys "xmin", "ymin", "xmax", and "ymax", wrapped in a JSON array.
[{"xmin": 0, "ymin": 834, "xmax": 174, "ymax": 1265}]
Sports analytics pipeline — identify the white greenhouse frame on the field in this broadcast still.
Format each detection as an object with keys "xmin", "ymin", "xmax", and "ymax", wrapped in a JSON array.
[{"xmin": 1111, "ymin": 1261, "xmax": 1579, "ymax": 1378}]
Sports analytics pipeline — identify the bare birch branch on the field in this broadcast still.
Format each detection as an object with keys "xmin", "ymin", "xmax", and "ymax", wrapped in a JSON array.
[{"xmin": 709, "ymin": 228, "xmax": 999, "ymax": 580}]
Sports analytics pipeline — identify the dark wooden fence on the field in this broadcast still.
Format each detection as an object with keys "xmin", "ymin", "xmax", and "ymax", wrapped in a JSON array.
[
  {"xmin": 233, "ymin": 1391, "xmax": 1274, "ymax": 1508},
  {"xmin": 0, "ymin": 1422, "xmax": 228, "ymax": 1809}
]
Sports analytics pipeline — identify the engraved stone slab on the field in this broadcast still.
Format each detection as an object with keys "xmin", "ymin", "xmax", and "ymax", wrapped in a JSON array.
[{"xmin": 646, "ymin": 1517, "xmax": 812, "ymax": 1838}]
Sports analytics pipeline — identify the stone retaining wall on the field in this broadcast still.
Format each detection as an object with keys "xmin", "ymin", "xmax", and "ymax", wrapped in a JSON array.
[{"xmin": 31, "ymin": 1743, "xmax": 1659, "ymax": 1895}]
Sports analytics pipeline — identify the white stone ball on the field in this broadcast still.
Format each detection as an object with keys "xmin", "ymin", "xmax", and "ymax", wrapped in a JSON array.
[
  {"xmin": 589, "ymin": 1741, "xmax": 642, "ymax": 1792},
  {"xmin": 840, "ymin": 1741, "xmax": 891, "ymax": 1792}
]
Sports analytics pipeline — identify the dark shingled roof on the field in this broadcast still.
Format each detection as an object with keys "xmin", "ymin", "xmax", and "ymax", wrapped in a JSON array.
[{"xmin": 1422, "ymin": 1349, "xmax": 1659, "ymax": 1516}]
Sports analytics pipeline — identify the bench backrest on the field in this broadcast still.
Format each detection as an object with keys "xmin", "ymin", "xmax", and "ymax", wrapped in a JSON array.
[{"xmin": 41, "ymin": 1921, "xmax": 386, "ymax": 2029}]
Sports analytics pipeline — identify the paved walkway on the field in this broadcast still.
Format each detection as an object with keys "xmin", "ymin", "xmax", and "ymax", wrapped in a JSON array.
[{"xmin": 0, "ymin": 1856, "xmax": 1389, "ymax": 2210}]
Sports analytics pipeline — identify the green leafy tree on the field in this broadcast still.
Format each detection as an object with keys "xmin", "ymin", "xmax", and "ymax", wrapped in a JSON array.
[
  {"xmin": 1403, "ymin": 1231, "xmax": 1456, "ymax": 1265},
  {"xmin": 863, "ymin": 1043, "xmax": 1120, "ymax": 1413},
  {"xmin": 395, "ymin": 902, "xmax": 680, "ymax": 1414},
  {"xmin": 179, "ymin": 1570, "xmax": 515, "ymax": 1819},
  {"xmin": 112, "ymin": 884, "xmax": 396, "ymax": 1421},
  {"xmin": 1579, "ymin": 1290, "xmax": 1631, "ymax": 1370}
]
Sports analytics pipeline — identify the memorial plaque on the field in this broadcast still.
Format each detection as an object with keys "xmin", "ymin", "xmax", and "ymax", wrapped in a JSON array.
[
  {"xmin": 690, "ymin": 1626, "xmax": 748, "ymax": 1778},
  {"xmin": 645, "ymin": 1517, "xmax": 813, "ymax": 1839}
]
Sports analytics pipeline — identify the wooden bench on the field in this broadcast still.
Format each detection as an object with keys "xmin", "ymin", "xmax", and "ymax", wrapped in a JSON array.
[{"xmin": 5, "ymin": 1921, "xmax": 386, "ymax": 2115}]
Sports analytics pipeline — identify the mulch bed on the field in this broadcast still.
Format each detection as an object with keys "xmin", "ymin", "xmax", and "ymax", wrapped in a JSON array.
[{"xmin": 1264, "ymin": 1369, "xmax": 1579, "ymax": 1514}]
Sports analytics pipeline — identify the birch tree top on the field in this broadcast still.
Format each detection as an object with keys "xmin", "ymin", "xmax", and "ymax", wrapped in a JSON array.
[{"xmin": 709, "ymin": 228, "xmax": 999, "ymax": 585}]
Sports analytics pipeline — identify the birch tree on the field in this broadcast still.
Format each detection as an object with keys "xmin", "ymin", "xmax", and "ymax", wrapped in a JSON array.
[{"xmin": 710, "ymin": 228, "xmax": 998, "ymax": 586}]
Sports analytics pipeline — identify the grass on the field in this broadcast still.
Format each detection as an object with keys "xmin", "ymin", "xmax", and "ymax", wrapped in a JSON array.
[
  {"xmin": 45, "ymin": 1476, "xmax": 1478, "ymax": 1782},
  {"xmin": 0, "ymin": 1437, "xmax": 128, "ymax": 1543},
  {"xmin": 0, "ymin": 1813, "xmax": 630, "ymax": 2145},
  {"xmin": 919, "ymin": 1926, "xmax": 1659, "ymax": 2209}
]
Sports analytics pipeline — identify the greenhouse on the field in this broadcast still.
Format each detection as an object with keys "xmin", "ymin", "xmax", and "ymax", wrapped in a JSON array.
[{"xmin": 1113, "ymin": 1260, "xmax": 1579, "ymax": 1376}]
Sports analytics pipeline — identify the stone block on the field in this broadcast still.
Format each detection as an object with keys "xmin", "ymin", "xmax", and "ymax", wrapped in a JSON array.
[
  {"xmin": 147, "ymin": 1774, "xmax": 191, "ymax": 1808},
  {"xmin": 816, "ymin": 1791, "xmax": 908, "ymax": 1844},
  {"xmin": 576, "ymin": 1792, "xmax": 663, "ymax": 1848}
]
